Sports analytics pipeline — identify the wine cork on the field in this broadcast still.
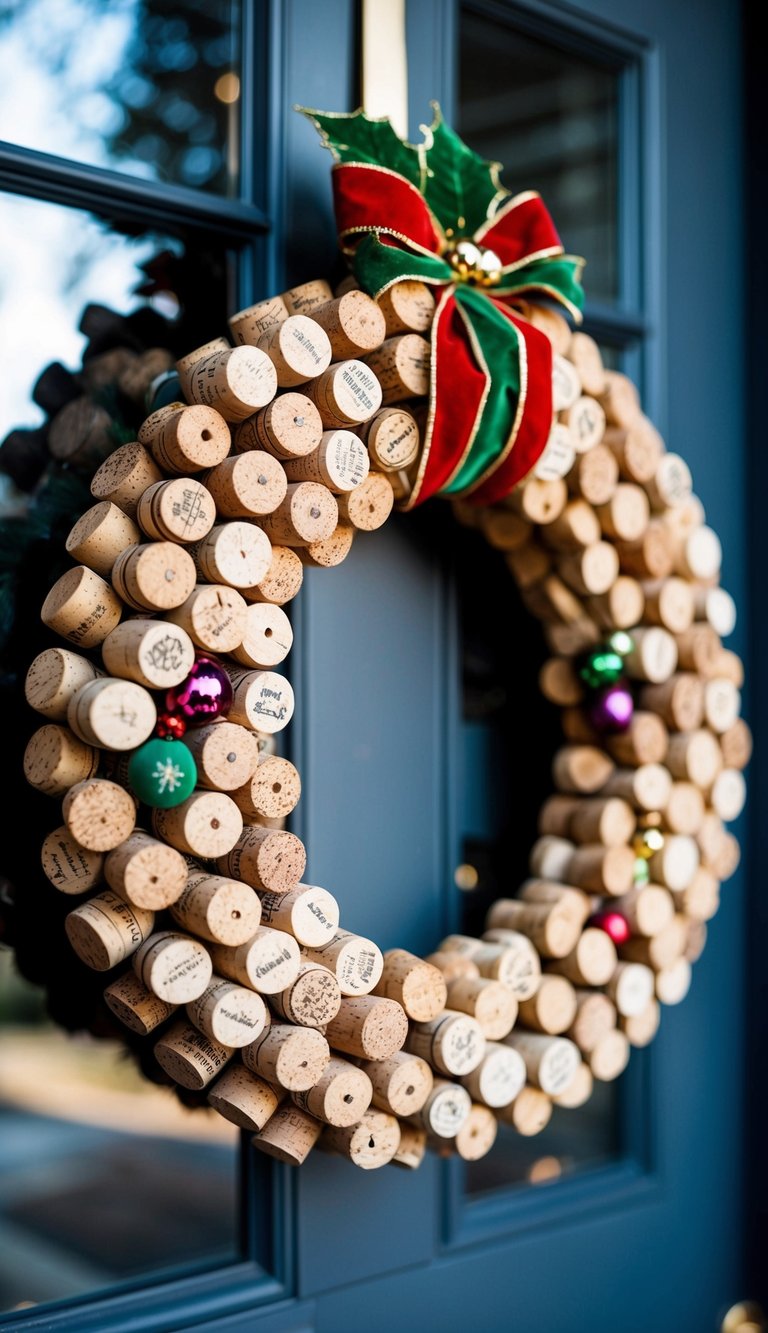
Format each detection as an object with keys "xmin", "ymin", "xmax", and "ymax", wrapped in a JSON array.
[
  {"xmin": 499, "ymin": 1085, "xmax": 554, "ymax": 1135},
  {"xmin": 255, "ymin": 482, "xmax": 338, "ymax": 545},
  {"xmin": 371, "ymin": 949, "xmax": 447, "ymax": 1022},
  {"xmin": 693, "ymin": 585, "xmax": 736, "ymax": 637},
  {"xmin": 67, "ymin": 677, "xmax": 157, "ymax": 750},
  {"xmin": 510, "ymin": 477, "xmax": 568, "ymax": 526},
  {"xmin": 702, "ymin": 678, "xmax": 740, "ymax": 736},
  {"xmin": 672, "ymin": 525, "xmax": 722, "ymax": 582},
  {"xmin": 612, "ymin": 884, "xmax": 674, "ymax": 936},
  {"xmin": 638, "ymin": 578, "xmax": 694, "ymax": 636},
  {"xmin": 42, "ymin": 565, "xmax": 123, "ymax": 649},
  {"xmin": 111, "ymin": 542, "xmax": 196, "ymax": 613},
  {"xmin": 537, "ymin": 795, "xmax": 582, "ymax": 839},
  {"xmin": 323, "ymin": 1110, "xmax": 400, "ymax": 1170},
  {"xmin": 253, "ymin": 1104, "xmax": 322, "ymax": 1165},
  {"xmin": 558, "ymin": 542, "xmax": 620, "ymax": 596},
  {"xmin": 63, "ymin": 778, "xmax": 136, "ymax": 851},
  {"xmin": 587, "ymin": 576, "xmax": 646, "ymax": 630},
  {"xmin": 65, "ymin": 502, "xmax": 142, "ymax": 579},
  {"xmin": 104, "ymin": 971, "xmax": 176, "ymax": 1035},
  {"xmin": 665, "ymin": 729, "xmax": 722, "ymax": 788},
  {"xmin": 518, "ymin": 975, "xmax": 577, "ymax": 1035},
  {"xmin": 231, "ymin": 755, "xmax": 300, "ymax": 823},
  {"xmin": 621, "ymin": 916, "xmax": 687, "ymax": 969},
  {"xmin": 532, "ymin": 423, "xmax": 576, "ymax": 481},
  {"xmin": 441, "ymin": 933, "xmax": 542, "ymax": 998},
  {"xmin": 271, "ymin": 962, "xmax": 342, "ymax": 1027},
  {"xmin": 523, "ymin": 572, "xmax": 583, "ymax": 623},
  {"xmin": 504, "ymin": 1032, "xmax": 579, "ymax": 1095},
  {"xmin": 299, "ymin": 522, "xmax": 356, "ymax": 568},
  {"xmin": 216, "ymin": 824, "xmax": 306, "ymax": 893},
  {"xmin": 229, "ymin": 296, "xmax": 289, "ymax": 343},
  {"xmin": 656, "ymin": 957, "xmax": 693, "ymax": 1005},
  {"xmin": 25, "ymin": 648, "xmax": 102, "ymax": 723},
  {"xmin": 292, "ymin": 1057, "xmax": 373, "ymax": 1127},
  {"xmin": 133, "ymin": 930, "xmax": 212, "ymax": 1003},
  {"xmin": 601, "ymin": 763, "xmax": 672, "ymax": 811},
  {"xmin": 283, "ymin": 429, "xmax": 369, "ymax": 494},
  {"xmin": 663, "ymin": 781, "xmax": 706, "ymax": 834},
  {"xmin": 24, "ymin": 724, "xmax": 98, "ymax": 796},
  {"xmin": 552, "ymin": 1062, "xmax": 594, "ymax": 1108},
  {"xmin": 101, "ymin": 619, "xmax": 194, "ymax": 690},
  {"xmin": 589, "ymin": 1029, "xmax": 630, "ymax": 1081},
  {"xmin": 207, "ymin": 1064, "xmax": 283, "ymax": 1131},
  {"xmin": 675, "ymin": 623, "xmax": 722, "ymax": 676},
  {"xmin": 376, "ymin": 280, "xmax": 436, "ymax": 335},
  {"xmin": 118, "ymin": 348, "xmax": 174, "ymax": 403},
  {"xmin": 283, "ymin": 280, "xmax": 335, "ymax": 316},
  {"xmin": 445, "ymin": 976, "xmax": 518, "ymax": 1040},
  {"xmin": 152, "ymin": 792, "xmax": 243, "ymax": 859},
  {"xmin": 304, "ymin": 359, "xmax": 382, "ymax": 427},
  {"xmin": 362, "ymin": 334, "xmax": 429, "ymax": 404},
  {"xmin": 174, "ymin": 339, "xmax": 230, "ymax": 395},
  {"xmin": 567, "ymin": 443, "xmax": 619, "ymax": 506},
  {"xmin": 506, "ymin": 543, "xmax": 550, "ymax": 590},
  {"xmin": 539, "ymin": 659, "xmax": 584, "ymax": 709},
  {"xmin": 649, "ymin": 833, "xmax": 700, "ymax": 890},
  {"xmin": 709, "ymin": 649, "xmax": 743, "ymax": 687},
  {"xmin": 235, "ymin": 393, "xmax": 323, "ymax": 461},
  {"xmin": 190, "ymin": 522, "xmax": 273, "ymax": 590},
  {"xmin": 607, "ymin": 712, "xmax": 668, "ymax": 767},
  {"xmin": 553, "ymin": 745, "xmax": 614, "ymax": 793},
  {"xmin": 480, "ymin": 508, "xmax": 530, "ymax": 552},
  {"xmin": 568, "ymin": 797, "xmax": 636, "ymax": 847},
  {"xmin": 135, "ymin": 478, "xmax": 216, "ymax": 546},
  {"xmin": 543, "ymin": 499, "xmax": 600, "ymax": 552},
  {"xmin": 204, "ymin": 452, "xmax": 288, "ymax": 519},
  {"xmin": 41, "ymin": 824, "xmax": 103, "ymax": 894},
  {"xmin": 529, "ymin": 836, "xmax": 575, "ymax": 882},
  {"xmin": 616, "ymin": 520, "xmax": 675, "ymax": 581},
  {"xmin": 606, "ymin": 961, "xmax": 655, "ymax": 1016},
  {"xmin": 186, "ymin": 347, "xmax": 278, "ymax": 422},
  {"xmin": 66, "ymin": 888, "xmax": 154, "ymax": 970},
  {"xmin": 210, "ymin": 926, "xmax": 301, "ymax": 994},
  {"xmin": 242, "ymin": 1023, "xmax": 329, "ymax": 1090},
  {"xmin": 142, "ymin": 404, "xmax": 232, "ymax": 475},
  {"xmin": 461, "ymin": 1042, "xmax": 526, "ymax": 1109},
  {"xmin": 662, "ymin": 493, "xmax": 706, "ymax": 544},
  {"xmin": 362, "ymin": 408, "xmax": 420, "ymax": 473},
  {"xmin": 259, "ymin": 883, "xmax": 339, "ymax": 948},
  {"xmin": 301, "ymin": 931, "xmax": 384, "ymax": 996},
  {"xmin": 187, "ymin": 976, "xmax": 268, "ymax": 1047},
  {"xmin": 48, "ymin": 397, "xmax": 113, "ymax": 467},
  {"xmin": 91, "ymin": 441, "xmax": 163, "ymax": 516},
  {"xmin": 323, "ymin": 995, "xmax": 408, "ymax": 1060},
  {"xmin": 104, "ymin": 831, "xmax": 187, "ymax": 911},
  {"xmin": 595, "ymin": 484, "xmax": 650, "ymax": 543},
  {"xmin": 308, "ymin": 291, "xmax": 387, "ymax": 361},
  {"xmin": 516, "ymin": 300, "xmax": 571, "ymax": 353},
  {"xmin": 640, "ymin": 674, "xmax": 704, "ymax": 733},
  {"xmin": 169, "ymin": 870, "xmax": 262, "ymax": 946},
  {"xmin": 154, "ymin": 1021, "xmax": 233, "ymax": 1090},
  {"xmin": 425, "ymin": 951, "xmax": 481, "ymax": 984},
  {"xmin": 241, "ymin": 545, "xmax": 304, "ymax": 605},
  {"xmin": 548, "ymin": 927, "xmax": 618, "ymax": 986},
  {"xmin": 164, "ymin": 584, "xmax": 248, "ymax": 654},
  {"xmin": 182, "ymin": 722, "xmax": 259, "ymax": 791},
  {"xmin": 482, "ymin": 899, "xmax": 583, "ymax": 959},
  {"xmin": 720, "ymin": 718, "xmax": 752, "ymax": 770},
  {"xmin": 257, "ymin": 316, "xmax": 332, "ymax": 388},
  {"xmin": 560, "ymin": 396, "xmax": 606, "ymax": 454},
  {"xmin": 452, "ymin": 1104, "xmax": 498, "ymax": 1161},
  {"xmin": 410, "ymin": 1079, "xmax": 472, "ymax": 1138},
  {"xmin": 710, "ymin": 768, "xmax": 747, "ymax": 823},
  {"xmin": 358, "ymin": 1051, "xmax": 434, "ymax": 1117},
  {"xmin": 670, "ymin": 866, "xmax": 720, "ymax": 921},
  {"xmin": 603, "ymin": 420, "xmax": 663, "ymax": 484},
  {"xmin": 551, "ymin": 354, "xmax": 581, "ymax": 412},
  {"xmin": 336, "ymin": 471, "xmax": 395, "ymax": 531},
  {"xmin": 230, "ymin": 603, "xmax": 293, "ymax": 669},
  {"xmin": 225, "ymin": 669, "xmax": 295, "ymax": 736},
  {"xmin": 645, "ymin": 452, "xmax": 693, "ymax": 510},
  {"xmin": 565, "ymin": 990, "xmax": 617, "ymax": 1054},
  {"xmin": 620, "ymin": 998, "xmax": 661, "ymax": 1047},
  {"xmin": 406, "ymin": 1010, "xmax": 485, "ymax": 1077},
  {"xmin": 598, "ymin": 371, "xmax": 641, "ymax": 428}
]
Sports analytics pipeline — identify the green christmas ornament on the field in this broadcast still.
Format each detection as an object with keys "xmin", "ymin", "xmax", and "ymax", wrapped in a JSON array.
[
  {"xmin": 127, "ymin": 737, "xmax": 197, "ymax": 809},
  {"xmin": 607, "ymin": 630, "xmax": 635, "ymax": 658},
  {"xmin": 579, "ymin": 648, "xmax": 625, "ymax": 690}
]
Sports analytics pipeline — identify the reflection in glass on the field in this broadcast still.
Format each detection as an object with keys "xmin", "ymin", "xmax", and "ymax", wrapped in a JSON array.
[
  {"xmin": 0, "ymin": 953, "xmax": 239, "ymax": 1311},
  {"xmin": 0, "ymin": 0, "xmax": 241, "ymax": 195},
  {"xmin": 453, "ymin": 517, "xmax": 623, "ymax": 1194},
  {"xmin": 458, "ymin": 8, "xmax": 619, "ymax": 304}
]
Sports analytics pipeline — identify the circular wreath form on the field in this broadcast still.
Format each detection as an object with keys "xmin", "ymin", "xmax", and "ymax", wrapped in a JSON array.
[{"xmin": 10, "ymin": 111, "xmax": 748, "ymax": 1175}]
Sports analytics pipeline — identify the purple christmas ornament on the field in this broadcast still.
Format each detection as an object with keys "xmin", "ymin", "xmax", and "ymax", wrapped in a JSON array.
[
  {"xmin": 588, "ymin": 682, "xmax": 634, "ymax": 733},
  {"xmin": 166, "ymin": 655, "xmax": 233, "ymax": 727}
]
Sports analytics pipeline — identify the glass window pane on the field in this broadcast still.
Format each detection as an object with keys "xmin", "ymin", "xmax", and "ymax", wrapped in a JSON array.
[
  {"xmin": 452, "ymin": 521, "xmax": 623, "ymax": 1195},
  {"xmin": 458, "ymin": 8, "xmax": 620, "ymax": 304},
  {"xmin": 0, "ymin": 0, "xmax": 242, "ymax": 196}
]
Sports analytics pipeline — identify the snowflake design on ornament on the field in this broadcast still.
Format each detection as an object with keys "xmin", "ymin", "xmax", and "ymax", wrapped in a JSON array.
[{"xmin": 153, "ymin": 758, "xmax": 186, "ymax": 794}]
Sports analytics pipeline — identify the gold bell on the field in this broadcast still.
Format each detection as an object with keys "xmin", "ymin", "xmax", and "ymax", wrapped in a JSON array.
[{"xmin": 445, "ymin": 240, "xmax": 502, "ymax": 287}]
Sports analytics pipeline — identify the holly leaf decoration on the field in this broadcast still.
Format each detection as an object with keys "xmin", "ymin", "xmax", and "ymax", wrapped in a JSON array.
[{"xmin": 299, "ymin": 103, "xmax": 510, "ymax": 239}]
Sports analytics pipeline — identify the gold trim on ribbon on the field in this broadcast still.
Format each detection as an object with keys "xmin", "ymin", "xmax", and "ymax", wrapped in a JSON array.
[
  {"xmin": 439, "ymin": 298, "xmax": 493, "ymax": 492},
  {"xmin": 473, "ymin": 188, "xmax": 541, "ymax": 242},
  {"xmin": 331, "ymin": 160, "xmax": 448, "ymax": 250},
  {"xmin": 458, "ymin": 319, "xmax": 529, "ymax": 496},
  {"xmin": 401, "ymin": 286, "xmax": 455, "ymax": 510}
]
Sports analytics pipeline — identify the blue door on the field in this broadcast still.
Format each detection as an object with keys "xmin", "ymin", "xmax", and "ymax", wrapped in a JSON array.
[{"xmin": 0, "ymin": 2, "xmax": 751, "ymax": 1331}]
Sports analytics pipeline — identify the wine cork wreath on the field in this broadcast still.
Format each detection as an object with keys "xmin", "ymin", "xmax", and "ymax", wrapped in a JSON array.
[{"xmin": 19, "ymin": 266, "xmax": 747, "ymax": 1177}]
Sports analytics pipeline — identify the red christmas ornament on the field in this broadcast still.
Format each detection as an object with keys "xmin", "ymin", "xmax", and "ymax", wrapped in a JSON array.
[
  {"xmin": 155, "ymin": 712, "xmax": 187, "ymax": 741},
  {"xmin": 589, "ymin": 910, "xmax": 631, "ymax": 946},
  {"xmin": 165, "ymin": 654, "xmax": 233, "ymax": 727}
]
